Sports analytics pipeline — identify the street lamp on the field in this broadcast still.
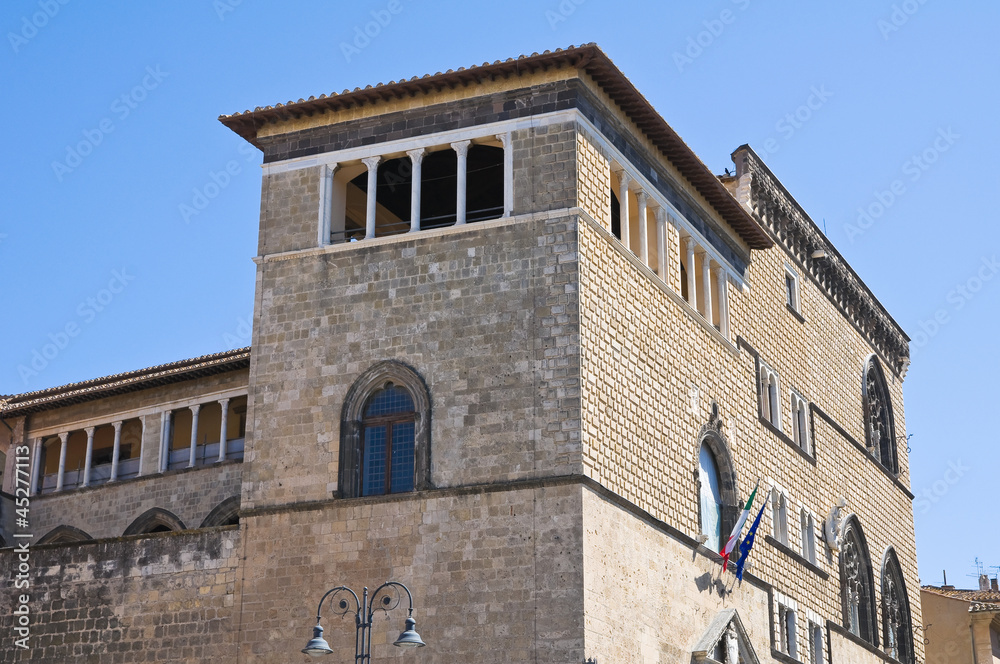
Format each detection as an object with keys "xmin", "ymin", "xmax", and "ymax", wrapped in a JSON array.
[{"xmin": 302, "ymin": 581, "xmax": 426, "ymax": 659}]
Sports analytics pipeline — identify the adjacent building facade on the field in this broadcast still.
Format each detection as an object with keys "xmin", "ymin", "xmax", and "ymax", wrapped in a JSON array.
[
  {"xmin": 922, "ymin": 579, "xmax": 1000, "ymax": 664},
  {"xmin": 0, "ymin": 44, "xmax": 920, "ymax": 663}
]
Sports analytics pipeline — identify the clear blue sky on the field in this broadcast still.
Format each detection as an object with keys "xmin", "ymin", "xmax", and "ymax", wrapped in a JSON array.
[{"xmin": 2, "ymin": 1, "xmax": 996, "ymax": 587}]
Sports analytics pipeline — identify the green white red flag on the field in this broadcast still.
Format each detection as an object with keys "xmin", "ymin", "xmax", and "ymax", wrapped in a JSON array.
[{"xmin": 720, "ymin": 481, "xmax": 759, "ymax": 570}]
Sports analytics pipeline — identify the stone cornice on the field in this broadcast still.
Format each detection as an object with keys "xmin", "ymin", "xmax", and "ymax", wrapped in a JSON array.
[{"xmin": 726, "ymin": 146, "xmax": 910, "ymax": 379}]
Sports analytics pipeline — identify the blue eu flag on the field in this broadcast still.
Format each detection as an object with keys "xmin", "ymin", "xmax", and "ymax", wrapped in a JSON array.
[{"xmin": 735, "ymin": 502, "xmax": 767, "ymax": 581}]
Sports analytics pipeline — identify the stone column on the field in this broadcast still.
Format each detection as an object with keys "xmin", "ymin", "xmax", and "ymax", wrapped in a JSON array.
[
  {"xmin": 716, "ymin": 267, "xmax": 730, "ymax": 339},
  {"xmin": 496, "ymin": 132, "xmax": 513, "ymax": 217},
  {"xmin": 701, "ymin": 253, "xmax": 713, "ymax": 320},
  {"xmin": 110, "ymin": 421, "xmax": 123, "ymax": 482},
  {"xmin": 406, "ymin": 148, "xmax": 425, "ymax": 232},
  {"xmin": 317, "ymin": 163, "xmax": 336, "ymax": 247},
  {"xmin": 159, "ymin": 411, "xmax": 171, "ymax": 473},
  {"xmin": 617, "ymin": 170, "xmax": 631, "ymax": 251},
  {"xmin": 685, "ymin": 236, "xmax": 697, "ymax": 307},
  {"xmin": 29, "ymin": 438, "xmax": 42, "ymax": 496},
  {"xmin": 362, "ymin": 156, "xmax": 381, "ymax": 240},
  {"xmin": 55, "ymin": 432, "xmax": 68, "ymax": 492},
  {"xmin": 218, "ymin": 398, "xmax": 230, "ymax": 463},
  {"xmin": 188, "ymin": 404, "xmax": 201, "ymax": 468},
  {"xmin": 636, "ymin": 190, "xmax": 649, "ymax": 266},
  {"xmin": 138, "ymin": 414, "xmax": 148, "ymax": 477},
  {"xmin": 81, "ymin": 426, "xmax": 95, "ymax": 487},
  {"xmin": 656, "ymin": 208, "xmax": 668, "ymax": 280},
  {"xmin": 452, "ymin": 140, "xmax": 471, "ymax": 225}
]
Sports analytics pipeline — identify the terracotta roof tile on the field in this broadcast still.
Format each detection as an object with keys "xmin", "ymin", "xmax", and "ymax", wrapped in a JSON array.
[
  {"xmin": 0, "ymin": 347, "xmax": 250, "ymax": 417},
  {"xmin": 219, "ymin": 44, "xmax": 772, "ymax": 251}
]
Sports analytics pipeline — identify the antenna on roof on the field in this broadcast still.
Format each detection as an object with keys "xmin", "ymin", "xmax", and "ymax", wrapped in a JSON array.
[{"xmin": 967, "ymin": 557, "xmax": 985, "ymax": 578}]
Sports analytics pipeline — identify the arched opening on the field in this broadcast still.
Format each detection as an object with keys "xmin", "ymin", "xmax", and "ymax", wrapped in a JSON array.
[
  {"xmin": 863, "ymin": 356, "xmax": 897, "ymax": 474},
  {"xmin": 882, "ymin": 547, "xmax": 915, "ymax": 663},
  {"xmin": 200, "ymin": 496, "xmax": 241, "ymax": 528},
  {"xmin": 840, "ymin": 516, "xmax": 878, "ymax": 645},
  {"xmin": 698, "ymin": 445, "xmax": 723, "ymax": 551},
  {"xmin": 340, "ymin": 361, "xmax": 431, "ymax": 498},
  {"xmin": 123, "ymin": 508, "xmax": 186, "ymax": 536},
  {"xmin": 37, "ymin": 525, "xmax": 93, "ymax": 545},
  {"xmin": 694, "ymin": 428, "xmax": 740, "ymax": 554}
]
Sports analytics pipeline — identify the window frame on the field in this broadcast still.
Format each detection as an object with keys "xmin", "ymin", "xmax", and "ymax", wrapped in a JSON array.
[
  {"xmin": 790, "ymin": 389, "xmax": 811, "ymax": 455},
  {"xmin": 839, "ymin": 515, "xmax": 878, "ymax": 646},
  {"xmin": 771, "ymin": 487, "xmax": 790, "ymax": 546},
  {"xmin": 881, "ymin": 547, "xmax": 915, "ymax": 664},
  {"xmin": 339, "ymin": 361, "xmax": 431, "ymax": 499},
  {"xmin": 862, "ymin": 355, "xmax": 898, "ymax": 475},
  {"xmin": 800, "ymin": 507, "xmax": 817, "ymax": 565},
  {"xmin": 759, "ymin": 362, "xmax": 782, "ymax": 431},
  {"xmin": 784, "ymin": 263, "xmax": 802, "ymax": 314},
  {"xmin": 693, "ymin": 428, "xmax": 741, "ymax": 555}
]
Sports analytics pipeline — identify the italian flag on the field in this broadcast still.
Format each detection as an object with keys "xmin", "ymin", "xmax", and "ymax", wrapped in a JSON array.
[{"xmin": 721, "ymin": 482, "xmax": 759, "ymax": 570}]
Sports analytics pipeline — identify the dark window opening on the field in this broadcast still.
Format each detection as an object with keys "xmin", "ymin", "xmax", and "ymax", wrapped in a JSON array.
[
  {"xmin": 466, "ymin": 145, "xmax": 503, "ymax": 222},
  {"xmin": 680, "ymin": 259, "xmax": 689, "ymax": 300},
  {"xmin": 610, "ymin": 188, "xmax": 622, "ymax": 240},
  {"xmin": 347, "ymin": 157, "xmax": 412, "ymax": 239},
  {"xmin": 420, "ymin": 149, "xmax": 458, "ymax": 229}
]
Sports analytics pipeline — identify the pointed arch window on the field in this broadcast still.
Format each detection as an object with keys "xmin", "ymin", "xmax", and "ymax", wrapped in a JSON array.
[
  {"xmin": 840, "ymin": 517, "xmax": 878, "ymax": 645},
  {"xmin": 863, "ymin": 356, "xmax": 898, "ymax": 474},
  {"xmin": 882, "ymin": 548, "xmax": 915, "ymax": 663}
]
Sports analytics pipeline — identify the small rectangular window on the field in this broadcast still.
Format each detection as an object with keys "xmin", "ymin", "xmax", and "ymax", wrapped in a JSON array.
[
  {"xmin": 772, "ymin": 489, "xmax": 789, "ymax": 545},
  {"xmin": 778, "ymin": 604, "xmax": 798, "ymax": 658},
  {"xmin": 790, "ymin": 390, "xmax": 810, "ymax": 455},
  {"xmin": 759, "ymin": 362, "xmax": 782, "ymax": 430},
  {"xmin": 809, "ymin": 621, "xmax": 823, "ymax": 664},
  {"xmin": 800, "ymin": 509, "xmax": 816, "ymax": 564},
  {"xmin": 784, "ymin": 265, "xmax": 801, "ymax": 313}
]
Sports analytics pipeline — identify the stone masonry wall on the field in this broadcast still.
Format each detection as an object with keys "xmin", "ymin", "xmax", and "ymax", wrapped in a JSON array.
[
  {"xmin": 30, "ymin": 461, "xmax": 241, "ymax": 540},
  {"xmin": 245, "ymin": 212, "xmax": 582, "ymax": 509},
  {"xmin": 0, "ymin": 528, "xmax": 240, "ymax": 663},
  {"xmin": 237, "ymin": 483, "xmax": 583, "ymax": 664},
  {"xmin": 582, "ymin": 487, "xmax": 774, "ymax": 662},
  {"xmin": 576, "ymin": 205, "xmax": 922, "ymax": 662}
]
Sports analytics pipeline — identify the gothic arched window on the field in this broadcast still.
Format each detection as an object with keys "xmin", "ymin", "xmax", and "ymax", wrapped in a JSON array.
[
  {"xmin": 694, "ymin": 428, "xmax": 740, "ymax": 556},
  {"xmin": 840, "ymin": 517, "xmax": 878, "ymax": 645},
  {"xmin": 863, "ymin": 356, "xmax": 897, "ymax": 474},
  {"xmin": 339, "ymin": 361, "xmax": 430, "ymax": 498},
  {"xmin": 698, "ymin": 445, "xmax": 723, "ymax": 552},
  {"xmin": 881, "ymin": 548, "xmax": 915, "ymax": 663}
]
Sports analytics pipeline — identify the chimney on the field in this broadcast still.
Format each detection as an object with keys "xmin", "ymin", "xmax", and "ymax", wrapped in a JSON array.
[
  {"xmin": 992, "ymin": 578, "xmax": 998, "ymax": 592},
  {"xmin": 980, "ymin": 574, "xmax": 990, "ymax": 591}
]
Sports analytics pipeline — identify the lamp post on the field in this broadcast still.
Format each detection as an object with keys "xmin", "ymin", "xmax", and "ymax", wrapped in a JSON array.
[{"xmin": 302, "ymin": 580, "xmax": 426, "ymax": 660}]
